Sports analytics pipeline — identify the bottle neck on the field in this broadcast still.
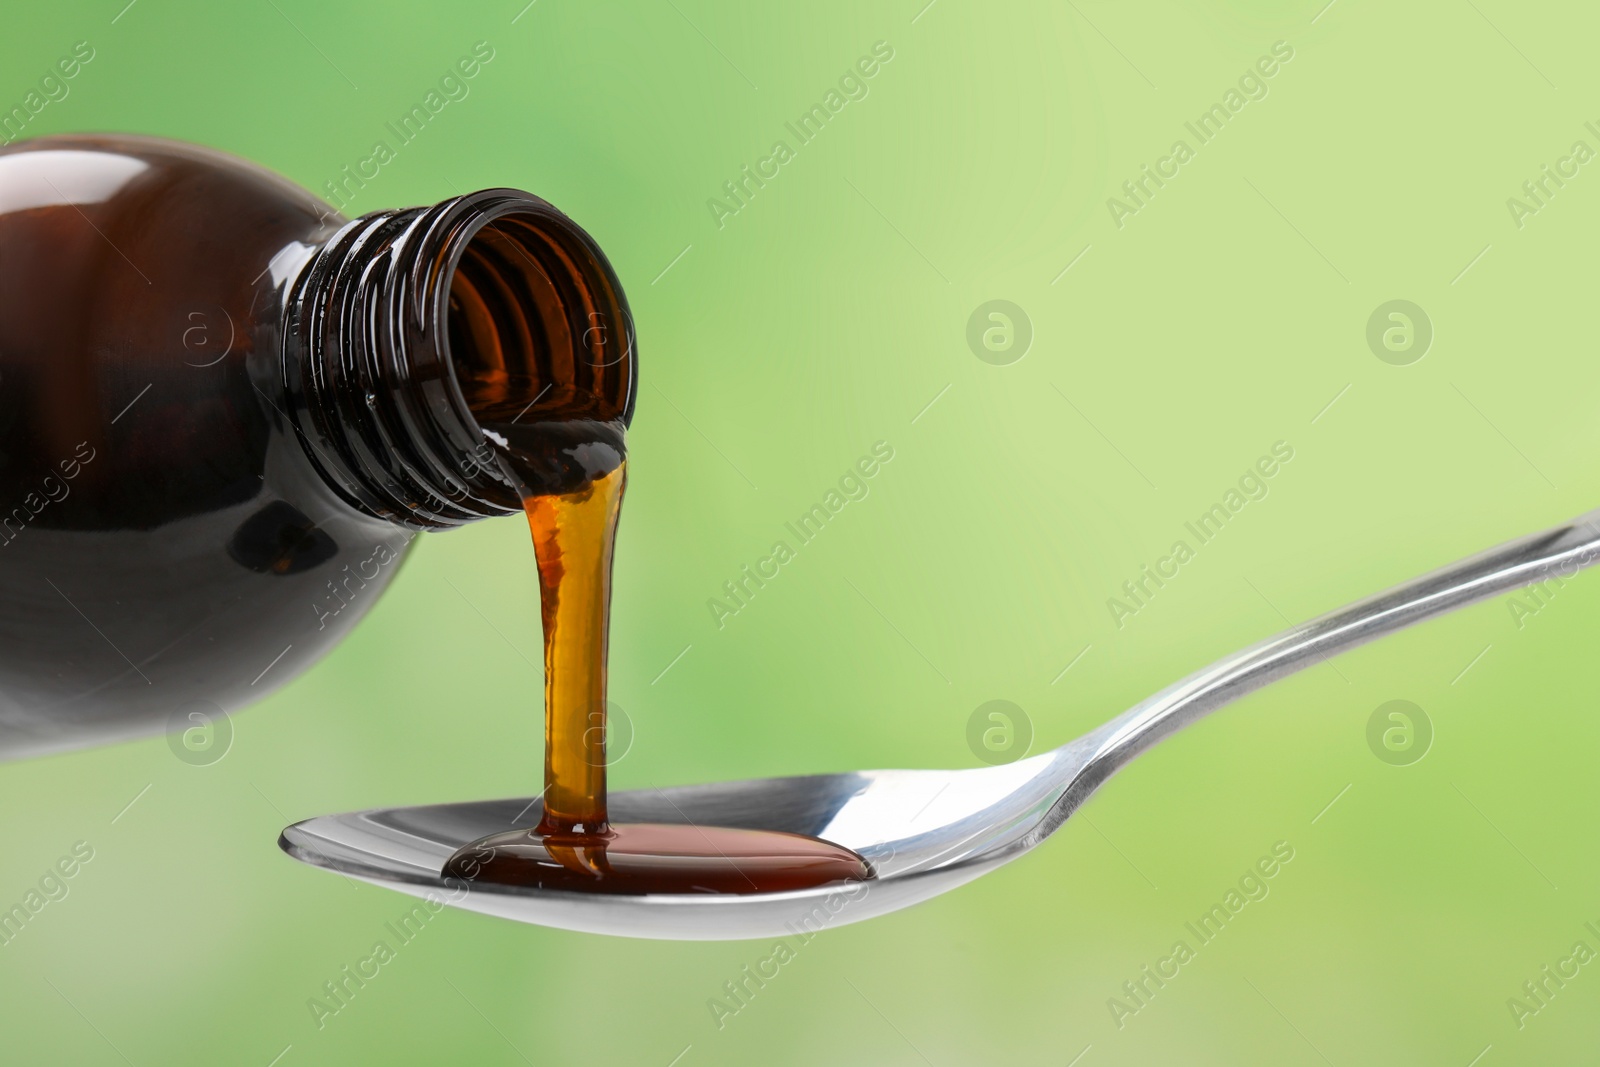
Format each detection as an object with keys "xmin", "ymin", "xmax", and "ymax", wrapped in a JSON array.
[{"xmin": 280, "ymin": 188, "xmax": 636, "ymax": 528}]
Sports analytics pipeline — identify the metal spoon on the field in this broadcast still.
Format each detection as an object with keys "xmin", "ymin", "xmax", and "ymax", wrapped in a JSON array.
[{"xmin": 280, "ymin": 508, "xmax": 1600, "ymax": 940}]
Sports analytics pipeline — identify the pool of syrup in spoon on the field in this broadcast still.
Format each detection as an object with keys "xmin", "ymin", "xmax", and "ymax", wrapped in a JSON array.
[{"xmin": 440, "ymin": 239, "xmax": 869, "ymax": 895}]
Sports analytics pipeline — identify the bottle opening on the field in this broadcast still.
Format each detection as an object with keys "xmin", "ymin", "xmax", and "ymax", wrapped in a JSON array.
[
  {"xmin": 285, "ymin": 190, "xmax": 635, "ymax": 524},
  {"xmin": 446, "ymin": 213, "xmax": 633, "ymax": 434}
]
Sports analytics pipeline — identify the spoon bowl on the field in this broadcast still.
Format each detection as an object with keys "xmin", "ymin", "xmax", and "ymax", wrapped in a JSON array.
[
  {"xmin": 280, "ymin": 749, "xmax": 1085, "ymax": 940},
  {"xmin": 282, "ymin": 508, "xmax": 1600, "ymax": 939}
]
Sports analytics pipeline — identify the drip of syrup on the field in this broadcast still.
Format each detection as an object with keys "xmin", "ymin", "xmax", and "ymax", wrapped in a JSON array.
[{"xmin": 441, "ymin": 265, "xmax": 870, "ymax": 894}]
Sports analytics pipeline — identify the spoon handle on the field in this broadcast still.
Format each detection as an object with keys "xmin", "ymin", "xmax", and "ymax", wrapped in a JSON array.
[{"xmin": 1082, "ymin": 508, "xmax": 1600, "ymax": 776}]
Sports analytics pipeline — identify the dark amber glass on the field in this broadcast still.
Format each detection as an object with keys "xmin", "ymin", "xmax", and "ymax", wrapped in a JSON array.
[{"xmin": 0, "ymin": 134, "xmax": 633, "ymax": 758}]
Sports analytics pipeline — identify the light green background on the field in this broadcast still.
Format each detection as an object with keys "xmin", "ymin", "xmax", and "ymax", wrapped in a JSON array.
[{"xmin": 4, "ymin": 1, "xmax": 1599, "ymax": 1063}]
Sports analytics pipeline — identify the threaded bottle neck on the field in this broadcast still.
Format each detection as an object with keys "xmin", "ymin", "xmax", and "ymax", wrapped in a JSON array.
[{"xmin": 281, "ymin": 188, "xmax": 636, "ymax": 528}]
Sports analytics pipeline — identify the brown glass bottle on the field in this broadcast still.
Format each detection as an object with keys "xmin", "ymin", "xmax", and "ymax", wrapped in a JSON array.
[{"xmin": 0, "ymin": 134, "xmax": 634, "ymax": 759}]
